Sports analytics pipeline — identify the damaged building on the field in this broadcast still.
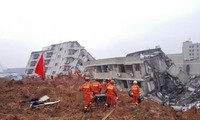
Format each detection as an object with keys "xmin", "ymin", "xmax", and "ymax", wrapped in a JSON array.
[
  {"xmin": 25, "ymin": 41, "xmax": 95, "ymax": 78},
  {"xmin": 84, "ymin": 48, "xmax": 200, "ymax": 111}
]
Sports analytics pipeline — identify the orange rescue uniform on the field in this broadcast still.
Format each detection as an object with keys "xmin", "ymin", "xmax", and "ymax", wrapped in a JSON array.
[
  {"xmin": 79, "ymin": 82, "xmax": 93, "ymax": 110},
  {"xmin": 130, "ymin": 84, "xmax": 140, "ymax": 105},
  {"xmin": 91, "ymin": 81, "xmax": 102, "ymax": 94},
  {"xmin": 102, "ymin": 81, "xmax": 107, "ymax": 90},
  {"xmin": 105, "ymin": 84, "xmax": 117, "ymax": 107}
]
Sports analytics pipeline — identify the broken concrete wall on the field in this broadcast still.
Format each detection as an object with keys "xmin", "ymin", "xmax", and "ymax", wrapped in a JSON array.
[
  {"xmin": 84, "ymin": 48, "xmax": 200, "ymax": 111},
  {"xmin": 167, "ymin": 65, "xmax": 190, "ymax": 84}
]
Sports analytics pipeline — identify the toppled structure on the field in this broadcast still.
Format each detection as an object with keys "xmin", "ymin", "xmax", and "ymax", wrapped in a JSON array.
[
  {"xmin": 84, "ymin": 48, "xmax": 200, "ymax": 111},
  {"xmin": 25, "ymin": 41, "xmax": 94, "ymax": 78}
]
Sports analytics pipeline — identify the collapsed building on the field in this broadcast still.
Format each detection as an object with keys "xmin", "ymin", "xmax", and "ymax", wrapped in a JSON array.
[
  {"xmin": 25, "ymin": 41, "xmax": 94, "ymax": 78},
  {"xmin": 84, "ymin": 48, "xmax": 200, "ymax": 111}
]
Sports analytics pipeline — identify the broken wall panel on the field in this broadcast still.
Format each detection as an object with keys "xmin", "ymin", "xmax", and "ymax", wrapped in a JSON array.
[{"xmin": 84, "ymin": 48, "xmax": 200, "ymax": 111}]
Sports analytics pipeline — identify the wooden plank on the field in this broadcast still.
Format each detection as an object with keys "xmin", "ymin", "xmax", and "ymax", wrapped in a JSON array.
[{"xmin": 102, "ymin": 108, "xmax": 115, "ymax": 120}]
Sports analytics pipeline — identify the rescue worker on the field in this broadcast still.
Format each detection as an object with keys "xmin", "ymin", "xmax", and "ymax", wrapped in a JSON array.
[
  {"xmin": 91, "ymin": 78, "xmax": 102, "ymax": 95},
  {"xmin": 130, "ymin": 80, "xmax": 140, "ymax": 106},
  {"xmin": 104, "ymin": 79, "xmax": 118, "ymax": 109},
  {"xmin": 102, "ymin": 80, "xmax": 107, "ymax": 91},
  {"xmin": 101, "ymin": 78, "xmax": 111, "ymax": 92},
  {"xmin": 79, "ymin": 77, "xmax": 94, "ymax": 113}
]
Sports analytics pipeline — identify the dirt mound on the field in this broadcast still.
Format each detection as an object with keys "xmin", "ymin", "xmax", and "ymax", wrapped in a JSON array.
[{"xmin": 0, "ymin": 76, "xmax": 199, "ymax": 120}]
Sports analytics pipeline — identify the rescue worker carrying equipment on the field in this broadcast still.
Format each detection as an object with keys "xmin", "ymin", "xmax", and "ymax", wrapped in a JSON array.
[
  {"xmin": 91, "ymin": 78, "xmax": 102, "ymax": 95},
  {"xmin": 79, "ymin": 77, "xmax": 94, "ymax": 113},
  {"xmin": 102, "ymin": 78, "xmax": 112, "ymax": 91},
  {"xmin": 130, "ymin": 80, "xmax": 140, "ymax": 106},
  {"xmin": 104, "ymin": 79, "xmax": 118, "ymax": 108}
]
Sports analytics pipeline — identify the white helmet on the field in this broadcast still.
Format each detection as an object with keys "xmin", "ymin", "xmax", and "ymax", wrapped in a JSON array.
[{"xmin": 133, "ymin": 80, "xmax": 137, "ymax": 84}]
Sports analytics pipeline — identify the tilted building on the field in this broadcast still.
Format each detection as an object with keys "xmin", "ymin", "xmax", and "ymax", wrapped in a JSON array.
[{"xmin": 25, "ymin": 41, "xmax": 94, "ymax": 78}]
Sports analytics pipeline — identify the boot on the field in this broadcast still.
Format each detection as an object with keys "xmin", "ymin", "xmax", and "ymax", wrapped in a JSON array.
[
  {"xmin": 103, "ymin": 103, "xmax": 108, "ymax": 112},
  {"xmin": 83, "ymin": 106, "xmax": 87, "ymax": 113}
]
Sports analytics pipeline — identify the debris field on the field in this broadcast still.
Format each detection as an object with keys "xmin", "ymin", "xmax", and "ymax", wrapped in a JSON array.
[{"xmin": 0, "ymin": 76, "xmax": 199, "ymax": 120}]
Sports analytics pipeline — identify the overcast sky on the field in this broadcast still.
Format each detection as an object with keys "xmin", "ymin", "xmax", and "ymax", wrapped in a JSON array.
[{"xmin": 0, "ymin": 0, "xmax": 200, "ymax": 68}]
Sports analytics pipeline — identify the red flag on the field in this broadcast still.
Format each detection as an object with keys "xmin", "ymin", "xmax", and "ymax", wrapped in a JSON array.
[{"xmin": 35, "ymin": 53, "xmax": 45, "ymax": 79}]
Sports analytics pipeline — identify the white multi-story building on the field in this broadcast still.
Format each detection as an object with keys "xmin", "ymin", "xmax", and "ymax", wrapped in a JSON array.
[
  {"xmin": 182, "ymin": 41, "xmax": 200, "ymax": 60},
  {"xmin": 168, "ymin": 40, "xmax": 200, "ymax": 75},
  {"xmin": 25, "ymin": 41, "xmax": 95, "ymax": 78}
]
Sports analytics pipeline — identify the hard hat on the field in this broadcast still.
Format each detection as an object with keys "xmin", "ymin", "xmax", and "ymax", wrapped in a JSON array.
[
  {"xmin": 84, "ymin": 77, "xmax": 90, "ymax": 81},
  {"xmin": 108, "ymin": 78, "xmax": 112, "ymax": 81},
  {"xmin": 133, "ymin": 80, "xmax": 137, "ymax": 84},
  {"xmin": 95, "ymin": 78, "xmax": 99, "ymax": 81},
  {"xmin": 110, "ymin": 80, "xmax": 115, "ymax": 84}
]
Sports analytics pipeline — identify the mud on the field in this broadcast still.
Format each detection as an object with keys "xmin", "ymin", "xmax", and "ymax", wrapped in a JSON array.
[{"xmin": 0, "ymin": 77, "xmax": 199, "ymax": 120}]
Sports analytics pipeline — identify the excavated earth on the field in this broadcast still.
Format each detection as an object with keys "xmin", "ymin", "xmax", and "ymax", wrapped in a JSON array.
[{"xmin": 0, "ymin": 76, "xmax": 199, "ymax": 120}]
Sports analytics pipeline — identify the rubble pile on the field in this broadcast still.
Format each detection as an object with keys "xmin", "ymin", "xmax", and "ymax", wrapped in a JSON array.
[
  {"xmin": 127, "ymin": 48, "xmax": 200, "ymax": 108},
  {"xmin": 0, "ymin": 77, "xmax": 199, "ymax": 120}
]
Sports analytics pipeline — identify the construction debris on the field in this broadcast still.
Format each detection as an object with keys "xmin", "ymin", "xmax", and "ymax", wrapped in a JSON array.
[
  {"xmin": 30, "ymin": 100, "xmax": 61, "ymax": 108},
  {"xmin": 0, "ymin": 77, "xmax": 199, "ymax": 120},
  {"xmin": 84, "ymin": 48, "xmax": 200, "ymax": 112},
  {"xmin": 21, "ymin": 95, "xmax": 60, "ymax": 109},
  {"xmin": 102, "ymin": 108, "xmax": 115, "ymax": 120}
]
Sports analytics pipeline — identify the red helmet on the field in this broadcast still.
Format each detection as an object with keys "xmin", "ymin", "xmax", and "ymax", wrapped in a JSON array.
[{"xmin": 95, "ymin": 78, "xmax": 99, "ymax": 81}]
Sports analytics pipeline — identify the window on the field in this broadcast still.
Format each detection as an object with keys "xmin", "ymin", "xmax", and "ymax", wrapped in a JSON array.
[
  {"xmin": 80, "ymin": 51, "xmax": 85, "ymax": 57},
  {"xmin": 77, "ymin": 59, "xmax": 83, "ymax": 66},
  {"xmin": 51, "ymin": 45, "xmax": 55, "ymax": 50},
  {"xmin": 60, "ymin": 48, "xmax": 63, "ymax": 51},
  {"xmin": 135, "ymin": 64, "xmax": 140, "ymax": 71},
  {"xmin": 45, "ymin": 60, "xmax": 50, "ymax": 65},
  {"xmin": 197, "ymin": 49, "xmax": 199, "ymax": 51},
  {"xmin": 33, "ymin": 54, "xmax": 39, "ymax": 59},
  {"xmin": 46, "ymin": 52, "xmax": 53, "ymax": 58},
  {"xmin": 55, "ymin": 63, "xmax": 58, "ymax": 66},
  {"xmin": 27, "ymin": 69, "xmax": 33, "ymax": 74},
  {"xmin": 107, "ymin": 65, "xmax": 113, "ymax": 71},
  {"xmin": 192, "ymin": 49, "xmax": 194, "ymax": 52},
  {"xmin": 102, "ymin": 65, "xmax": 108, "ymax": 72},
  {"xmin": 70, "ymin": 43, "xmax": 74, "ymax": 47},
  {"xmin": 57, "ymin": 55, "xmax": 61, "ymax": 58},
  {"xmin": 68, "ymin": 49, "xmax": 77, "ymax": 55},
  {"xmin": 125, "ymin": 65, "xmax": 133, "ymax": 72},
  {"xmin": 119, "ymin": 65, "xmax": 125, "ymax": 73},
  {"xmin": 30, "ymin": 61, "xmax": 37, "ymax": 67},
  {"xmin": 66, "ymin": 57, "xmax": 75, "ymax": 64},
  {"xmin": 122, "ymin": 80, "xmax": 128, "ymax": 88},
  {"xmin": 189, "ymin": 50, "xmax": 191, "ymax": 52},
  {"xmin": 189, "ymin": 53, "xmax": 191, "ymax": 56},
  {"xmin": 96, "ymin": 66, "xmax": 102, "ymax": 73}
]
